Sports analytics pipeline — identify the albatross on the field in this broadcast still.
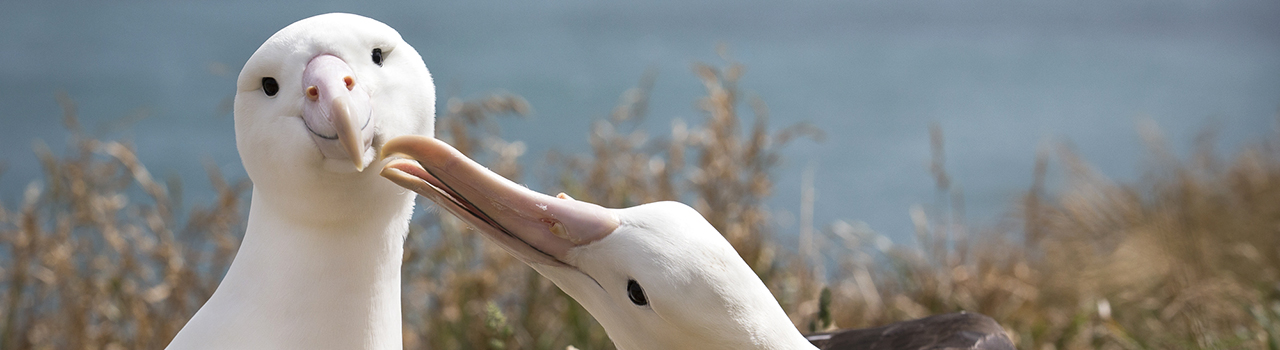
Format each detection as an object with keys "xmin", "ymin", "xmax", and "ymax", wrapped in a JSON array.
[
  {"xmin": 166, "ymin": 13, "xmax": 434, "ymax": 349},
  {"xmin": 379, "ymin": 136, "xmax": 1014, "ymax": 350}
]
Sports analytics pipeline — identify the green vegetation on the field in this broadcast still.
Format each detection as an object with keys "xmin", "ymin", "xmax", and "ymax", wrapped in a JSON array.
[{"xmin": 1, "ymin": 56, "xmax": 1277, "ymax": 349}]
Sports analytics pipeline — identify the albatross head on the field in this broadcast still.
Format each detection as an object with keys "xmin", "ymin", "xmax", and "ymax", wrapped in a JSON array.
[
  {"xmin": 235, "ymin": 13, "xmax": 433, "ymax": 220},
  {"xmin": 166, "ymin": 14, "xmax": 433, "ymax": 349},
  {"xmin": 380, "ymin": 136, "xmax": 811, "ymax": 350}
]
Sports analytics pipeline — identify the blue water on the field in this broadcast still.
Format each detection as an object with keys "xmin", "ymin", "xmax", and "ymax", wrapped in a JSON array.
[{"xmin": 2, "ymin": 0, "xmax": 1278, "ymax": 244}]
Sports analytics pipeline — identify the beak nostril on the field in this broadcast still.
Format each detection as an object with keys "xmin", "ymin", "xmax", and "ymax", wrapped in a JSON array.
[
  {"xmin": 306, "ymin": 86, "xmax": 319, "ymax": 100},
  {"xmin": 344, "ymin": 76, "xmax": 354, "ymax": 91}
]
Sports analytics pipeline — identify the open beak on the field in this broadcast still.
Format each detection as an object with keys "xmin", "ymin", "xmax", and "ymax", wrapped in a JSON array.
[
  {"xmin": 303, "ymin": 54, "xmax": 374, "ymax": 171},
  {"xmin": 379, "ymin": 135, "xmax": 618, "ymax": 267}
]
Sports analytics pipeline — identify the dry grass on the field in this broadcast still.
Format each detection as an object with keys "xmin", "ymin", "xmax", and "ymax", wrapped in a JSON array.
[
  {"xmin": 0, "ymin": 95, "xmax": 246, "ymax": 349},
  {"xmin": 2, "ymin": 56, "xmax": 1278, "ymax": 349}
]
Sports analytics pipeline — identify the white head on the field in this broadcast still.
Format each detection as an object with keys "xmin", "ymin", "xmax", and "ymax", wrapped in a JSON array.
[
  {"xmin": 167, "ymin": 14, "xmax": 435, "ymax": 349},
  {"xmin": 380, "ymin": 137, "xmax": 812, "ymax": 350},
  {"xmin": 235, "ymin": 13, "xmax": 434, "ymax": 223},
  {"xmin": 552, "ymin": 202, "xmax": 809, "ymax": 349}
]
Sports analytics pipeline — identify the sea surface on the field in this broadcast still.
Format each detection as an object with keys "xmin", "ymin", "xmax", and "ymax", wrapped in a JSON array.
[{"xmin": 2, "ymin": 0, "xmax": 1278, "ymax": 245}]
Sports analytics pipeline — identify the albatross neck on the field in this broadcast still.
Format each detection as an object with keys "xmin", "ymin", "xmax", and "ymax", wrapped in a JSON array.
[{"xmin": 175, "ymin": 186, "xmax": 412, "ymax": 349}]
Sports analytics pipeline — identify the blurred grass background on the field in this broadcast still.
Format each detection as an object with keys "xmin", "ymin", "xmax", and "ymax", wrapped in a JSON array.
[{"xmin": 1, "ymin": 56, "xmax": 1279, "ymax": 350}]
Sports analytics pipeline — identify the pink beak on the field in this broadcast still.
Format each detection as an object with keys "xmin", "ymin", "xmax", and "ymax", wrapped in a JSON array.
[
  {"xmin": 302, "ymin": 54, "xmax": 373, "ymax": 171},
  {"xmin": 379, "ymin": 135, "xmax": 618, "ymax": 266}
]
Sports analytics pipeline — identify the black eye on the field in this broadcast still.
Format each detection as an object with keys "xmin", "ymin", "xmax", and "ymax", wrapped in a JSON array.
[
  {"xmin": 626, "ymin": 279, "xmax": 648, "ymax": 306},
  {"xmin": 261, "ymin": 77, "xmax": 278, "ymax": 96},
  {"xmin": 372, "ymin": 48, "xmax": 383, "ymax": 66}
]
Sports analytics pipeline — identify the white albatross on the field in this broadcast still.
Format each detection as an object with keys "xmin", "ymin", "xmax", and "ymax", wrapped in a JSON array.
[
  {"xmin": 380, "ymin": 136, "xmax": 812, "ymax": 349},
  {"xmin": 379, "ymin": 136, "xmax": 1013, "ymax": 350},
  {"xmin": 166, "ymin": 13, "xmax": 434, "ymax": 349}
]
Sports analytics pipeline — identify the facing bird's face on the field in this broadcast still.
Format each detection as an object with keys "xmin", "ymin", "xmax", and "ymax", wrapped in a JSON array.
[
  {"xmin": 234, "ymin": 13, "xmax": 434, "ymax": 208},
  {"xmin": 380, "ymin": 136, "xmax": 801, "ymax": 349}
]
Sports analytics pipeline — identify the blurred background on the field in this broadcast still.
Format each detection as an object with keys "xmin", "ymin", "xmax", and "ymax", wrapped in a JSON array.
[
  {"xmin": 4, "ymin": 0, "xmax": 1276, "ymax": 238},
  {"xmin": 1, "ymin": 1, "xmax": 1279, "ymax": 349}
]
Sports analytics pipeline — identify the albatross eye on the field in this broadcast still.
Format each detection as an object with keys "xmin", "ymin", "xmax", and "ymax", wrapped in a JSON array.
[
  {"xmin": 372, "ymin": 48, "xmax": 383, "ymax": 66},
  {"xmin": 626, "ymin": 279, "xmax": 648, "ymax": 306},
  {"xmin": 261, "ymin": 77, "xmax": 279, "ymax": 96}
]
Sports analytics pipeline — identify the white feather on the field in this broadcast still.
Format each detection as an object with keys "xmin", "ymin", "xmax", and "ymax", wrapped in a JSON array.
[
  {"xmin": 166, "ymin": 13, "xmax": 434, "ymax": 349},
  {"xmin": 538, "ymin": 202, "xmax": 819, "ymax": 350}
]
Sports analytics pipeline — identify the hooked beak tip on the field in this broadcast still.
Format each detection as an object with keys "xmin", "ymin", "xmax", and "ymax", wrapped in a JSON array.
[{"xmin": 331, "ymin": 96, "xmax": 366, "ymax": 171}]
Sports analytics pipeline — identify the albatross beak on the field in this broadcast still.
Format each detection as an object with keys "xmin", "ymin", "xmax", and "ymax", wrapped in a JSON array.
[
  {"xmin": 330, "ymin": 95, "xmax": 364, "ymax": 171},
  {"xmin": 303, "ymin": 54, "xmax": 373, "ymax": 172},
  {"xmin": 379, "ymin": 135, "xmax": 618, "ymax": 266}
]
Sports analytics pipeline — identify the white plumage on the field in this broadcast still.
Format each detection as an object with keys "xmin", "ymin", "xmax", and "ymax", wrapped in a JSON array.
[
  {"xmin": 380, "ymin": 136, "xmax": 1015, "ymax": 350},
  {"xmin": 380, "ymin": 136, "xmax": 817, "ymax": 350},
  {"xmin": 167, "ymin": 13, "xmax": 434, "ymax": 349}
]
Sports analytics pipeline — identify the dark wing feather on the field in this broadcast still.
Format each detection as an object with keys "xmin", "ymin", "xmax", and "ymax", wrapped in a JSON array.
[{"xmin": 806, "ymin": 312, "xmax": 1014, "ymax": 350}]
